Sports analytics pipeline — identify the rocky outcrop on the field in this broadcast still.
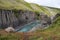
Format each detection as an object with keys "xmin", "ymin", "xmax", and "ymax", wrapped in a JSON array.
[
  {"xmin": 40, "ymin": 12, "xmax": 52, "ymax": 27},
  {"xmin": 0, "ymin": 10, "xmax": 18, "ymax": 28},
  {"xmin": 54, "ymin": 13, "xmax": 60, "ymax": 19},
  {"xmin": 0, "ymin": 9, "xmax": 35, "ymax": 29},
  {"xmin": 5, "ymin": 27, "xmax": 15, "ymax": 33}
]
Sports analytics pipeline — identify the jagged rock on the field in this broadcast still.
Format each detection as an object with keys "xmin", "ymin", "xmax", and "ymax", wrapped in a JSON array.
[
  {"xmin": 40, "ymin": 12, "xmax": 51, "ymax": 27},
  {"xmin": 54, "ymin": 13, "xmax": 60, "ymax": 19},
  {"xmin": 18, "ymin": 10, "xmax": 35, "ymax": 23},
  {"xmin": 0, "ymin": 9, "xmax": 35, "ymax": 29}
]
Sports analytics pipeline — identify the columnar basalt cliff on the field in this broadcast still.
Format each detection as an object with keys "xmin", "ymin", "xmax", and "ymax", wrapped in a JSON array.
[
  {"xmin": 0, "ymin": 0, "xmax": 59, "ymax": 31},
  {"xmin": 0, "ymin": 9, "xmax": 35, "ymax": 29}
]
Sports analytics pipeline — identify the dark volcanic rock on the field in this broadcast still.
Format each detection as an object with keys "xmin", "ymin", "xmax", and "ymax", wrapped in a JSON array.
[
  {"xmin": 0, "ymin": 9, "xmax": 35, "ymax": 29},
  {"xmin": 54, "ymin": 13, "xmax": 60, "ymax": 19},
  {"xmin": 40, "ymin": 12, "xmax": 52, "ymax": 27}
]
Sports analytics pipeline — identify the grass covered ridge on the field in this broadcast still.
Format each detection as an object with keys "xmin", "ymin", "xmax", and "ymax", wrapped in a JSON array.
[{"xmin": 0, "ymin": 0, "xmax": 59, "ymax": 16}]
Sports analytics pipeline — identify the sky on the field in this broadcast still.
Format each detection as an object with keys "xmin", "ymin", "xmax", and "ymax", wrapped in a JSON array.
[{"xmin": 24, "ymin": 0, "xmax": 60, "ymax": 8}]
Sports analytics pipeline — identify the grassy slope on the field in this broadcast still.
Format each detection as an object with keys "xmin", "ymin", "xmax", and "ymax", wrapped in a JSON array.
[{"xmin": 0, "ymin": 0, "xmax": 59, "ymax": 16}]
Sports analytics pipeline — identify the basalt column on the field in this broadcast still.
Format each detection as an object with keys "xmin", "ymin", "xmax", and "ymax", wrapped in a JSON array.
[
  {"xmin": 0, "ymin": 10, "xmax": 20, "ymax": 29},
  {"xmin": 0, "ymin": 10, "xmax": 2, "ymax": 28},
  {"xmin": 18, "ymin": 10, "xmax": 27, "ymax": 25},
  {"xmin": 9, "ymin": 10, "xmax": 19, "ymax": 28},
  {"xmin": 5, "ymin": 10, "xmax": 11, "ymax": 27},
  {"xmin": 1, "ymin": 10, "xmax": 8, "ymax": 28}
]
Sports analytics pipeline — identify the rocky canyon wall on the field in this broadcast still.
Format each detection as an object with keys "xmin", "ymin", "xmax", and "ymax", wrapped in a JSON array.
[{"xmin": 0, "ymin": 9, "xmax": 35, "ymax": 29}]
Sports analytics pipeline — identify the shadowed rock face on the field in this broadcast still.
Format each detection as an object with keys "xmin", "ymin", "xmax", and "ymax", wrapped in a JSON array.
[
  {"xmin": 50, "ymin": 13, "xmax": 60, "ymax": 22},
  {"xmin": 54, "ymin": 13, "xmax": 60, "ymax": 19},
  {"xmin": 0, "ymin": 10, "xmax": 35, "ymax": 29},
  {"xmin": 40, "ymin": 13, "xmax": 52, "ymax": 27},
  {"xmin": 0, "ymin": 10, "xmax": 18, "ymax": 28}
]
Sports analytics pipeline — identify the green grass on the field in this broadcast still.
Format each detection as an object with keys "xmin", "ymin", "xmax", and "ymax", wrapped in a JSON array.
[
  {"xmin": 0, "ymin": 0, "xmax": 60, "ymax": 16},
  {"xmin": 0, "ymin": 33, "xmax": 21, "ymax": 40}
]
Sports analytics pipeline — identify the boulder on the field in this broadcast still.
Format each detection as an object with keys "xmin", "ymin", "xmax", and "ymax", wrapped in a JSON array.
[{"xmin": 5, "ymin": 27, "xmax": 15, "ymax": 33}]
